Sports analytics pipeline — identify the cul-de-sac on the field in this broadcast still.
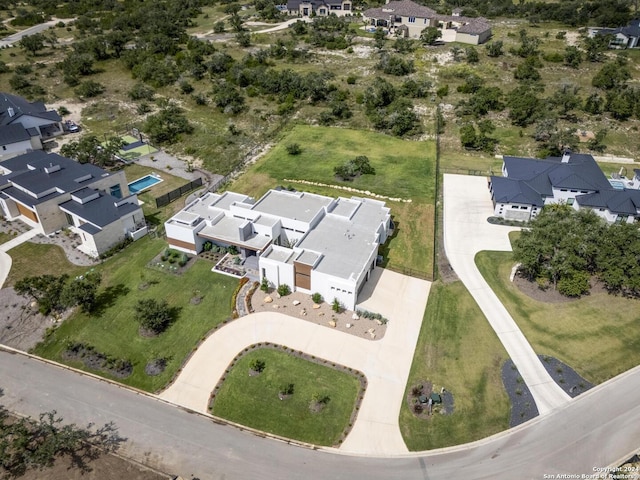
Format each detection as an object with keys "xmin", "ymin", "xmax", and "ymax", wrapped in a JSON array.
[{"xmin": 0, "ymin": 1, "xmax": 640, "ymax": 478}]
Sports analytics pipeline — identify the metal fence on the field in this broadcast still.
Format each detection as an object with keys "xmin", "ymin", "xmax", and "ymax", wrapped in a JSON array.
[{"xmin": 155, "ymin": 177, "xmax": 203, "ymax": 208}]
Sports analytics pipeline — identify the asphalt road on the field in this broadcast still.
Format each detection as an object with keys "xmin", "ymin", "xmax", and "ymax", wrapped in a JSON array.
[
  {"xmin": 1, "ymin": 349, "xmax": 640, "ymax": 480},
  {"xmin": 0, "ymin": 20, "xmax": 59, "ymax": 47}
]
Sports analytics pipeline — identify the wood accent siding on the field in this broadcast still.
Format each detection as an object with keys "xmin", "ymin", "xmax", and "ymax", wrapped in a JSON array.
[
  {"xmin": 17, "ymin": 203, "xmax": 38, "ymax": 223},
  {"xmin": 294, "ymin": 262, "xmax": 312, "ymax": 290},
  {"xmin": 167, "ymin": 237, "xmax": 196, "ymax": 251}
]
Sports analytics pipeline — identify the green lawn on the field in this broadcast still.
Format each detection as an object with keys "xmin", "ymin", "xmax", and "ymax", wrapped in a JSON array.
[
  {"xmin": 230, "ymin": 125, "xmax": 436, "ymax": 276},
  {"xmin": 212, "ymin": 348, "xmax": 361, "ymax": 446},
  {"xmin": 33, "ymin": 236, "xmax": 238, "ymax": 392},
  {"xmin": 399, "ymin": 281, "xmax": 510, "ymax": 450},
  {"xmin": 475, "ymin": 251, "xmax": 640, "ymax": 384},
  {"xmin": 6, "ymin": 242, "xmax": 85, "ymax": 286}
]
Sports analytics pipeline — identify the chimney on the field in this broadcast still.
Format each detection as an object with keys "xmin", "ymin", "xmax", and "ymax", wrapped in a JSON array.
[
  {"xmin": 561, "ymin": 149, "xmax": 571, "ymax": 163},
  {"xmin": 7, "ymin": 107, "xmax": 14, "ymax": 117}
]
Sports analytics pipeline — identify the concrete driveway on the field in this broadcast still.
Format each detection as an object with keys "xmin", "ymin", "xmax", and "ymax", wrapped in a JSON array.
[
  {"xmin": 160, "ymin": 268, "xmax": 430, "ymax": 455},
  {"xmin": 443, "ymin": 174, "xmax": 571, "ymax": 415}
]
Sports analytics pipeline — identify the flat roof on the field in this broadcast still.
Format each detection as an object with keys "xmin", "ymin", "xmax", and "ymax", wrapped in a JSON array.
[
  {"xmin": 295, "ymin": 250, "xmax": 321, "ymax": 266},
  {"xmin": 173, "ymin": 191, "xmax": 253, "ymax": 225},
  {"xmin": 251, "ymin": 190, "xmax": 333, "ymax": 224},
  {"xmin": 262, "ymin": 245, "xmax": 295, "ymax": 263},
  {"xmin": 198, "ymin": 215, "xmax": 271, "ymax": 251}
]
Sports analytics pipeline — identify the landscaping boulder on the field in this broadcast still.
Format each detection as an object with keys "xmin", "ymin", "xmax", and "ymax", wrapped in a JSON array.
[
  {"xmin": 329, "ymin": 320, "xmax": 336, "ymax": 328},
  {"xmin": 264, "ymin": 296, "xmax": 273, "ymax": 303},
  {"xmin": 293, "ymin": 300, "xmax": 301, "ymax": 306},
  {"xmin": 352, "ymin": 313, "xmax": 359, "ymax": 320},
  {"xmin": 313, "ymin": 303, "xmax": 321, "ymax": 309}
]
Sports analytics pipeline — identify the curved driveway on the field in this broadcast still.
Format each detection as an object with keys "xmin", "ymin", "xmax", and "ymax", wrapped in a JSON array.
[
  {"xmin": 0, "ymin": 228, "xmax": 40, "ymax": 288},
  {"xmin": 160, "ymin": 268, "xmax": 431, "ymax": 455},
  {"xmin": 443, "ymin": 174, "xmax": 571, "ymax": 414}
]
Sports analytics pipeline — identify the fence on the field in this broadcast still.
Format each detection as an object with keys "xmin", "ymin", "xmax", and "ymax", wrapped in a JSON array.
[
  {"xmin": 155, "ymin": 177, "xmax": 203, "ymax": 208},
  {"xmin": 384, "ymin": 265, "xmax": 432, "ymax": 281}
]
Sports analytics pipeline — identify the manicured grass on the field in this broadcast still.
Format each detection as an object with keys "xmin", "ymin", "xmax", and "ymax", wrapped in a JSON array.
[
  {"xmin": 212, "ymin": 348, "xmax": 360, "ymax": 446},
  {"xmin": 230, "ymin": 125, "xmax": 436, "ymax": 276},
  {"xmin": 475, "ymin": 251, "xmax": 640, "ymax": 384},
  {"xmin": 400, "ymin": 281, "xmax": 510, "ymax": 450},
  {"xmin": 5, "ymin": 242, "xmax": 85, "ymax": 286},
  {"xmin": 33, "ymin": 236, "xmax": 239, "ymax": 392}
]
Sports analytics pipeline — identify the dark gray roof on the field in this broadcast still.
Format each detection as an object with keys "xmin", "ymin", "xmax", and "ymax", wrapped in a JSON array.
[
  {"xmin": 59, "ymin": 189, "xmax": 140, "ymax": 228},
  {"xmin": 492, "ymin": 153, "xmax": 613, "ymax": 207},
  {"xmin": 592, "ymin": 19, "xmax": 640, "ymax": 39},
  {"xmin": 576, "ymin": 189, "xmax": 640, "ymax": 215},
  {"xmin": 364, "ymin": 0, "xmax": 437, "ymax": 19},
  {"xmin": 0, "ymin": 151, "xmax": 111, "ymax": 206},
  {"xmin": 0, "ymin": 124, "xmax": 34, "ymax": 145},
  {"xmin": 0, "ymin": 92, "xmax": 61, "ymax": 126},
  {"xmin": 491, "ymin": 176, "xmax": 545, "ymax": 206}
]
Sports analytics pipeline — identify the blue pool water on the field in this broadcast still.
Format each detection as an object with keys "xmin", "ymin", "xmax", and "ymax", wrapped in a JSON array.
[
  {"xmin": 128, "ymin": 175, "xmax": 162, "ymax": 194},
  {"xmin": 609, "ymin": 180, "xmax": 625, "ymax": 190}
]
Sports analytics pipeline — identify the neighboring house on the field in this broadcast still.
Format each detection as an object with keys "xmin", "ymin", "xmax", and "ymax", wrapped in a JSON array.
[
  {"xmin": 588, "ymin": 19, "xmax": 640, "ymax": 49},
  {"xmin": 0, "ymin": 92, "xmax": 63, "ymax": 140},
  {"xmin": 0, "ymin": 124, "xmax": 42, "ymax": 159},
  {"xmin": 363, "ymin": 0, "xmax": 491, "ymax": 44},
  {"xmin": 285, "ymin": 0, "xmax": 352, "ymax": 16},
  {"xmin": 165, "ymin": 188, "xmax": 392, "ymax": 310},
  {"xmin": 0, "ymin": 151, "xmax": 147, "ymax": 257},
  {"xmin": 489, "ymin": 151, "xmax": 640, "ymax": 224}
]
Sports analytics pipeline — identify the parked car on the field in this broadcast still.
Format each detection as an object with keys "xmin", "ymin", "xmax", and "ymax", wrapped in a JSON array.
[{"xmin": 65, "ymin": 120, "xmax": 80, "ymax": 133}]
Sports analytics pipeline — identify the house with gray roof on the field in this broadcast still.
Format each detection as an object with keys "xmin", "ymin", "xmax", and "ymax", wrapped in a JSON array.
[
  {"xmin": 0, "ymin": 92, "xmax": 63, "ymax": 140},
  {"xmin": 588, "ymin": 19, "xmax": 640, "ymax": 49},
  {"xmin": 285, "ymin": 0, "xmax": 352, "ymax": 16},
  {"xmin": 489, "ymin": 151, "xmax": 640, "ymax": 224},
  {"xmin": 165, "ymin": 189, "xmax": 391, "ymax": 309},
  {"xmin": 0, "ymin": 151, "xmax": 147, "ymax": 257},
  {"xmin": 363, "ymin": 0, "xmax": 491, "ymax": 44},
  {"xmin": 0, "ymin": 123, "xmax": 42, "ymax": 159}
]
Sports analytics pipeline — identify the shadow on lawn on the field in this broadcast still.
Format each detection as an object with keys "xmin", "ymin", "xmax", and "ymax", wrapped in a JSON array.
[{"xmin": 93, "ymin": 284, "xmax": 130, "ymax": 316}]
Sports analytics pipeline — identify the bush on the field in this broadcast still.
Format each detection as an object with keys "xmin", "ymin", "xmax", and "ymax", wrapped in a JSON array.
[
  {"xmin": 277, "ymin": 284, "xmax": 291, "ymax": 296},
  {"xmin": 279, "ymin": 383, "xmax": 294, "ymax": 395},
  {"xmin": 332, "ymin": 298, "xmax": 342, "ymax": 313},
  {"xmin": 311, "ymin": 292, "xmax": 323, "ymax": 304},
  {"xmin": 249, "ymin": 359, "xmax": 265, "ymax": 373},
  {"xmin": 260, "ymin": 277, "xmax": 269, "ymax": 292},
  {"xmin": 286, "ymin": 143, "xmax": 302, "ymax": 155},
  {"xmin": 74, "ymin": 80, "xmax": 105, "ymax": 98},
  {"xmin": 134, "ymin": 299, "xmax": 175, "ymax": 334}
]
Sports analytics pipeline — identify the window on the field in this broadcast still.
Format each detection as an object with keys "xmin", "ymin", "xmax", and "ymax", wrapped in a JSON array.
[
  {"xmin": 560, "ymin": 189, "xmax": 567, "ymax": 192},
  {"xmin": 570, "ymin": 190, "xmax": 577, "ymax": 193},
  {"xmin": 319, "ymin": 8, "xmax": 325, "ymax": 13},
  {"xmin": 343, "ymin": 3, "xmax": 351, "ymax": 10},
  {"xmin": 408, "ymin": 16, "xmax": 416, "ymax": 23},
  {"xmin": 511, "ymin": 205, "xmax": 519, "ymax": 209},
  {"xmin": 599, "ymin": 208, "xmax": 605, "ymax": 212},
  {"xmin": 567, "ymin": 198, "xmax": 574, "ymax": 205},
  {"xmin": 1, "ymin": 146, "xmax": 5, "ymax": 151}
]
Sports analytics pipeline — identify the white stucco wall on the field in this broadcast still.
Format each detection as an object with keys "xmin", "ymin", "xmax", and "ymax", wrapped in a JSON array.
[{"xmin": 0, "ymin": 139, "xmax": 33, "ymax": 159}]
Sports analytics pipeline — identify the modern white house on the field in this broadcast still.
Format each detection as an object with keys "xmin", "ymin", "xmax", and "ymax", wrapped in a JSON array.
[
  {"xmin": 285, "ymin": 0, "xmax": 352, "ymax": 16},
  {"xmin": 489, "ymin": 151, "xmax": 640, "ymax": 224},
  {"xmin": 0, "ymin": 151, "xmax": 147, "ymax": 257},
  {"xmin": 165, "ymin": 188, "xmax": 392, "ymax": 310},
  {"xmin": 363, "ymin": 0, "xmax": 491, "ymax": 44}
]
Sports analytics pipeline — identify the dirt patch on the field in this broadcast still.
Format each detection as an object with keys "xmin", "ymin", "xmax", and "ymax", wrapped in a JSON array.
[
  {"xmin": 62, "ymin": 345, "xmax": 133, "ymax": 379},
  {"xmin": 145, "ymin": 358, "xmax": 168, "ymax": 376},
  {"xmin": 0, "ymin": 288, "xmax": 69, "ymax": 352},
  {"xmin": 406, "ymin": 381, "xmax": 454, "ymax": 419}
]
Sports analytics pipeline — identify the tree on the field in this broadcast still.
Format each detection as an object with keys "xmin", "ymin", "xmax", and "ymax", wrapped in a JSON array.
[
  {"xmin": 507, "ymin": 86, "xmax": 542, "ymax": 127},
  {"xmin": 61, "ymin": 135, "xmax": 124, "ymax": 167},
  {"xmin": 373, "ymin": 27, "xmax": 386, "ymax": 50},
  {"xmin": 376, "ymin": 54, "xmax": 415, "ymax": 76},
  {"xmin": 419, "ymin": 26, "xmax": 441, "ymax": 45},
  {"xmin": 514, "ymin": 29, "xmax": 540, "ymax": 58},
  {"xmin": 144, "ymin": 100, "xmax": 194, "ymax": 144},
  {"xmin": 134, "ymin": 299, "xmax": 175, "ymax": 334},
  {"xmin": 74, "ymin": 80, "xmax": 105, "ymax": 98},
  {"xmin": 19, "ymin": 32, "xmax": 46, "ymax": 55},
  {"xmin": 551, "ymin": 84, "xmax": 581, "ymax": 118},
  {"xmin": 236, "ymin": 30, "xmax": 251, "ymax": 47},
  {"xmin": 592, "ymin": 61, "xmax": 631, "ymax": 90},
  {"xmin": 465, "ymin": 46, "xmax": 479, "ymax": 64},
  {"xmin": 563, "ymin": 46, "xmax": 582, "ymax": 68},
  {"xmin": 0, "ymin": 406, "xmax": 123, "ymax": 478},
  {"xmin": 485, "ymin": 40, "xmax": 503, "ymax": 57},
  {"xmin": 514, "ymin": 56, "xmax": 541, "ymax": 82},
  {"xmin": 15, "ymin": 274, "xmax": 70, "ymax": 314},
  {"xmin": 583, "ymin": 34, "xmax": 612, "ymax": 62},
  {"xmin": 61, "ymin": 272, "xmax": 102, "ymax": 313},
  {"xmin": 459, "ymin": 124, "xmax": 478, "ymax": 149},
  {"xmin": 587, "ymin": 129, "xmax": 607, "ymax": 153}
]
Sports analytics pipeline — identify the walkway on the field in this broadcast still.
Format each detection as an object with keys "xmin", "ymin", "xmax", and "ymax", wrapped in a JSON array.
[
  {"xmin": 0, "ymin": 228, "xmax": 40, "ymax": 289},
  {"xmin": 442, "ymin": 174, "xmax": 571, "ymax": 415},
  {"xmin": 160, "ymin": 268, "xmax": 431, "ymax": 455}
]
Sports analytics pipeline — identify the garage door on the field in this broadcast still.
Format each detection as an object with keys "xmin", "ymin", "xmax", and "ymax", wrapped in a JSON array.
[{"xmin": 17, "ymin": 203, "xmax": 38, "ymax": 223}]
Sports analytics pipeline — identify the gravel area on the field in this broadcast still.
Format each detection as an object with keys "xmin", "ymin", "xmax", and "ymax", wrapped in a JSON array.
[
  {"xmin": 538, "ymin": 355, "xmax": 593, "ymax": 398},
  {"xmin": 501, "ymin": 360, "xmax": 539, "ymax": 427},
  {"xmin": 249, "ymin": 289, "xmax": 388, "ymax": 341}
]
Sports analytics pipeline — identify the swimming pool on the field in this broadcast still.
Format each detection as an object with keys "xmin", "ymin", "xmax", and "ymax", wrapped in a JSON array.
[
  {"xmin": 609, "ymin": 180, "xmax": 625, "ymax": 190},
  {"xmin": 128, "ymin": 174, "xmax": 163, "ymax": 194}
]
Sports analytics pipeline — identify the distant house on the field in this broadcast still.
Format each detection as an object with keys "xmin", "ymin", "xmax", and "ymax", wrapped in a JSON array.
[
  {"xmin": 0, "ymin": 151, "xmax": 147, "ymax": 257},
  {"xmin": 588, "ymin": 19, "xmax": 640, "ymax": 49},
  {"xmin": 0, "ymin": 123, "xmax": 42, "ymax": 159},
  {"xmin": 165, "ymin": 188, "xmax": 391, "ymax": 310},
  {"xmin": 489, "ymin": 152, "xmax": 640, "ymax": 224},
  {"xmin": 0, "ymin": 92, "xmax": 63, "ymax": 140},
  {"xmin": 363, "ymin": 0, "xmax": 491, "ymax": 44},
  {"xmin": 286, "ymin": 0, "xmax": 352, "ymax": 16}
]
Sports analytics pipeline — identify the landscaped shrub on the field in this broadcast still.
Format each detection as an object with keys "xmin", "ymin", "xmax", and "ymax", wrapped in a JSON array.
[
  {"xmin": 279, "ymin": 383, "xmax": 294, "ymax": 395},
  {"xmin": 277, "ymin": 284, "xmax": 291, "ymax": 297},
  {"xmin": 332, "ymin": 298, "xmax": 342, "ymax": 313},
  {"xmin": 227, "ymin": 245, "xmax": 238, "ymax": 255},
  {"xmin": 203, "ymin": 241, "xmax": 213, "ymax": 252},
  {"xmin": 249, "ymin": 358, "xmax": 265, "ymax": 373},
  {"xmin": 134, "ymin": 299, "xmax": 176, "ymax": 335},
  {"xmin": 178, "ymin": 253, "xmax": 189, "ymax": 267},
  {"xmin": 311, "ymin": 292, "xmax": 323, "ymax": 304},
  {"xmin": 260, "ymin": 277, "xmax": 269, "ymax": 292},
  {"xmin": 286, "ymin": 143, "xmax": 302, "ymax": 155}
]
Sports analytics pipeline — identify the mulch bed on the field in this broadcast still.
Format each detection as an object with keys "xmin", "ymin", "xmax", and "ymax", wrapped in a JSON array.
[
  {"xmin": 512, "ymin": 271, "xmax": 608, "ymax": 303},
  {"xmin": 62, "ymin": 348, "xmax": 133, "ymax": 379},
  {"xmin": 144, "ymin": 358, "xmax": 168, "ymax": 376},
  {"xmin": 501, "ymin": 360, "xmax": 539, "ymax": 427},
  {"xmin": 406, "ymin": 380, "xmax": 454, "ymax": 419}
]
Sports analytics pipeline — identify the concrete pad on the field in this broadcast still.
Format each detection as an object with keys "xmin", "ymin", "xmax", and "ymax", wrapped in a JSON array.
[
  {"xmin": 443, "ymin": 174, "xmax": 571, "ymax": 415},
  {"xmin": 161, "ymin": 269, "xmax": 430, "ymax": 455}
]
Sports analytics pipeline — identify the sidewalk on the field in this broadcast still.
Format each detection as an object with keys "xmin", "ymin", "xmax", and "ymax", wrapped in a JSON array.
[
  {"xmin": 0, "ymin": 228, "xmax": 40, "ymax": 289},
  {"xmin": 442, "ymin": 174, "xmax": 571, "ymax": 415},
  {"xmin": 160, "ymin": 268, "xmax": 431, "ymax": 455}
]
